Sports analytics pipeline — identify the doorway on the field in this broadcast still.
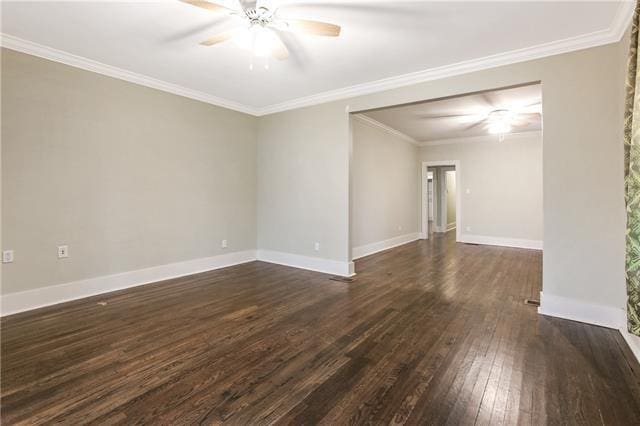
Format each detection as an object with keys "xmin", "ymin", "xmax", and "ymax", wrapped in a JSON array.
[{"xmin": 421, "ymin": 161, "xmax": 461, "ymax": 241}]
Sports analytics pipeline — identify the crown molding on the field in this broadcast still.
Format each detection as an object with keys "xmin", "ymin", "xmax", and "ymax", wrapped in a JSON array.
[
  {"xmin": 0, "ymin": 33, "xmax": 261, "ymax": 116},
  {"xmin": 611, "ymin": 0, "xmax": 636, "ymax": 41},
  {"xmin": 258, "ymin": 1, "xmax": 634, "ymax": 116},
  {"xmin": 1, "ymin": 1, "xmax": 633, "ymax": 117},
  {"xmin": 352, "ymin": 114, "xmax": 418, "ymax": 145},
  {"xmin": 419, "ymin": 130, "xmax": 542, "ymax": 147}
]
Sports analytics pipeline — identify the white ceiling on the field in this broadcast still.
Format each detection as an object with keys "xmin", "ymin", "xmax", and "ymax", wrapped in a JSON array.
[
  {"xmin": 0, "ymin": 1, "xmax": 632, "ymax": 115},
  {"xmin": 361, "ymin": 83, "xmax": 542, "ymax": 142}
]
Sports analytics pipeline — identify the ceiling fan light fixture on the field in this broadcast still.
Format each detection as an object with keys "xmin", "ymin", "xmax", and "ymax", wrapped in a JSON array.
[
  {"xmin": 233, "ymin": 25, "xmax": 278, "ymax": 57},
  {"xmin": 488, "ymin": 120, "xmax": 512, "ymax": 135},
  {"xmin": 487, "ymin": 109, "xmax": 514, "ymax": 140},
  {"xmin": 182, "ymin": 0, "xmax": 341, "ymax": 66}
]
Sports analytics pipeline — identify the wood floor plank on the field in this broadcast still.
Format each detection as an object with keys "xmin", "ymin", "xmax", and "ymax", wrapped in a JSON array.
[{"xmin": 2, "ymin": 232, "xmax": 640, "ymax": 425}]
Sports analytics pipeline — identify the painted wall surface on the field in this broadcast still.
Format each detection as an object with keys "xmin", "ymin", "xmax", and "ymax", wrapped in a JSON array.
[
  {"xmin": 1, "ymin": 49, "xmax": 258, "ymax": 294},
  {"xmin": 421, "ymin": 133, "xmax": 542, "ymax": 241},
  {"xmin": 445, "ymin": 170, "xmax": 456, "ymax": 229},
  {"xmin": 259, "ymin": 37, "xmax": 628, "ymax": 312},
  {"xmin": 256, "ymin": 101, "xmax": 350, "ymax": 261},
  {"xmin": 1, "ymin": 31, "xmax": 631, "ymax": 319},
  {"xmin": 351, "ymin": 117, "xmax": 419, "ymax": 248},
  {"xmin": 427, "ymin": 166, "xmax": 448, "ymax": 232}
]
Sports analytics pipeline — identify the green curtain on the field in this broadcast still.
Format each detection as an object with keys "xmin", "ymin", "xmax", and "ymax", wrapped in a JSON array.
[{"xmin": 625, "ymin": 2, "xmax": 640, "ymax": 336}]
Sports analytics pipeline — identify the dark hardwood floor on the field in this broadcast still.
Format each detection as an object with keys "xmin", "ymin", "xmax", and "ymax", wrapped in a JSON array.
[{"xmin": 2, "ymin": 232, "xmax": 640, "ymax": 425}]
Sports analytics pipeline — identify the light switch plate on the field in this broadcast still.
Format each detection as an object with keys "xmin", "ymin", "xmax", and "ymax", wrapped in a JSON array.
[{"xmin": 58, "ymin": 245, "xmax": 69, "ymax": 258}]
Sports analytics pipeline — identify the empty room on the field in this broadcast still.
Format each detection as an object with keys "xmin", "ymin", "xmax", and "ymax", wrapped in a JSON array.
[{"xmin": 2, "ymin": 1, "xmax": 640, "ymax": 424}]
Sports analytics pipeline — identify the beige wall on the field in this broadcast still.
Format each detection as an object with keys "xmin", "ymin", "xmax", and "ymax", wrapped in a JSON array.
[
  {"xmin": 256, "ymin": 102, "xmax": 350, "ymax": 261},
  {"xmin": 259, "ymin": 37, "xmax": 628, "ymax": 311},
  {"xmin": 445, "ymin": 170, "xmax": 456, "ymax": 229},
  {"xmin": 421, "ymin": 133, "xmax": 543, "ymax": 241},
  {"xmin": 1, "ymin": 49, "xmax": 258, "ymax": 294},
  {"xmin": 351, "ymin": 116, "xmax": 419, "ymax": 248},
  {"xmin": 1, "ymin": 31, "xmax": 630, "ymax": 317}
]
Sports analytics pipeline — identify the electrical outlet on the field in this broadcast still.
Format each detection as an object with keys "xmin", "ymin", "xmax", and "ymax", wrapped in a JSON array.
[
  {"xmin": 466, "ymin": 188, "xmax": 471, "ymax": 194},
  {"xmin": 221, "ymin": 239, "xmax": 228, "ymax": 249},
  {"xmin": 58, "ymin": 245, "xmax": 69, "ymax": 259},
  {"xmin": 466, "ymin": 226, "xmax": 471, "ymax": 232},
  {"xmin": 314, "ymin": 242, "xmax": 320, "ymax": 251},
  {"xmin": 398, "ymin": 225, "xmax": 403, "ymax": 231},
  {"xmin": 2, "ymin": 250, "xmax": 14, "ymax": 263}
]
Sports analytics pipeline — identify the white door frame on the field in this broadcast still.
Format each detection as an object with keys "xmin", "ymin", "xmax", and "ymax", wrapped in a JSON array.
[{"xmin": 421, "ymin": 160, "xmax": 462, "ymax": 242}]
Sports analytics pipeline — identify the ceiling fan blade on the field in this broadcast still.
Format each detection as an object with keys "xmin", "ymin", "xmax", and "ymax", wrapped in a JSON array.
[
  {"xmin": 464, "ymin": 119, "xmax": 486, "ymax": 131},
  {"xmin": 272, "ymin": 33, "xmax": 290, "ymax": 60},
  {"xmin": 180, "ymin": 0, "xmax": 233, "ymax": 13},
  {"xmin": 237, "ymin": 0, "xmax": 255, "ymax": 12},
  {"xmin": 515, "ymin": 102, "xmax": 542, "ymax": 114},
  {"xmin": 479, "ymin": 92, "xmax": 495, "ymax": 108},
  {"xmin": 200, "ymin": 31, "xmax": 235, "ymax": 46},
  {"xmin": 286, "ymin": 19, "xmax": 341, "ymax": 37},
  {"xmin": 516, "ymin": 112, "xmax": 541, "ymax": 117},
  {"xmin": 418, "ymin": 113, "xmax": 476, "ymax": 119}
]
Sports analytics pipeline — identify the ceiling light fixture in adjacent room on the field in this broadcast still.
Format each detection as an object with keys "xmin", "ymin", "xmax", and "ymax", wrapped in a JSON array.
[{"xmin": 487, "ymin": 109, "xmax": 514, "ymax": 141}]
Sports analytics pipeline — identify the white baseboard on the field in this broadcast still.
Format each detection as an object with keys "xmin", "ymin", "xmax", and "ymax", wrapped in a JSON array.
[
  {"xmin": 1, "ymin": 250, "xmax": 258, "ymax": 316},
  {"xmin": 538, "ymin": 291, "xmax": 626, "ymax": 329},
  {"xmin": 352, "ymin": 232, "xmax": 420, "ymax": 260},
  {"xmin": 461, "ymin": 234, "xmax": 543, "ymax": 250},
  {"xmin": 538, "ymin": 291, "xmax": 640, "ymax": 364},
  {"xmin": 256, "ymin": 249, "xmax": 354, "ymax": 277},
  {"xmin": 620, "ymin": 328, "xmax": 640, "ymax": 363},
  {"xmin": 1, "ymin": 248, "xmax": 357, "ymax": 316}
]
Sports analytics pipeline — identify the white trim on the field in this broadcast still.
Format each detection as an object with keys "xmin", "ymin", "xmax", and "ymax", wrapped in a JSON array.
[
  {"xmin": 0, "ymin": 248, "xmax": 358, "ymax": 316},
  {"xmin": 419, "ymin": 131, "xmax": 542, "ymax": 147},
  {"xmin": 537, "ymin": 292, "xmax": 640, "ymax": 364},
  {"xmin": 432, "ymin": 225, "xmax": 447, "ymax": 233},
  {"xmin": 0, "ymin": 34, "xmax": 260, "ymax": 116},
  {"xmin": 611, "ymin": 0, "xmax": 636, "ymax": 41},
  {"xmin": 620, "ymin": 328, "xmax": 640, "ymax": 364},
  {"xmin": 351, "ymin": 114, "xmax": 418, "ymax": 145},
  {"xmin": 461, "ymin": 234, "xmax": 542, "ymax": 250},
  {"xmin": 447, "ymin": 223, "xmax": 456, "ymax": 232},
  {"xmin": 260, "ymin": 2, "xmax": 633, "ymax": 115},
  {"xmin": 538, "ymin": 292, "xmax": 626, "ymax": 330},
  {"xmin": 352, "ymin": 232, "xmax": 420, "ymax": 260},
  {"xmin": 256, "ymin": 249, "xmax": 354, "ymax": 277},
  {"xmin": 421, "ymin": 161, "xmax": 462, "ymax": 242},
  {"xmin": 0, "ymin": 249, "xmax": 258, "ymax": 316},
  {"xmin": 1, "ymin": 1, "xmax": 633, "ymax": 117}
]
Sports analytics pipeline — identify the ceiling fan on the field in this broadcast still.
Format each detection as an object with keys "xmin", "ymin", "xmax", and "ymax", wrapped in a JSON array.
[
  {"xmin": 419, "ymin": 102, "xmax": 542, "ymax": 141},
  {"xmin": 179, "ymin": 0, "xmax": 341, "ymax": 67}
]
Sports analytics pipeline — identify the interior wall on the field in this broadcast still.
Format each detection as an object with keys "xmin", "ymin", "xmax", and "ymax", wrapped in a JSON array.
[
  {"xmin": 1, "ymin": 29, "xmax": 631, "ymax": 325},
  {"xmin": 351, "ymin": 116, "xmax": 419, "ymax": 249},
  {"xmin": 421, "ymin": 133, "xmax": 543, "ymax": 242},
  {"xmin": 259, "ymin": 35, "xmax": 628, "ymax": 314},
  {"xmin": 256, "ymin": 102, "xmax": 349, "ymax": 262},
  {"xmin": 445, "ymin": 170, "xmax": 456, "ymax": 229},
  {"xmin": 427, "ymin": 166, "xmax": 448, "ymax": 232},
  {"xmin": 1, "ymin": 49, "xmax": 258, "ymax": 295}
]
